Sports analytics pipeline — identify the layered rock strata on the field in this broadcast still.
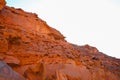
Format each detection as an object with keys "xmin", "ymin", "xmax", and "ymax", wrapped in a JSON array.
[{"xmin": 0, "ymin": 0, "xmax": 120, "ymax": 80}]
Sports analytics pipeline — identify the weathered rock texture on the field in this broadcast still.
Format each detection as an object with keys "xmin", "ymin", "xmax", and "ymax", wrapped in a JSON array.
[
  {"xmin": 0, "ymin": 1, "xmax": 120, "ymax": 80},
  {"xmin": 0, "ymin": 0, "xmax": 6, "ymax": 11}
]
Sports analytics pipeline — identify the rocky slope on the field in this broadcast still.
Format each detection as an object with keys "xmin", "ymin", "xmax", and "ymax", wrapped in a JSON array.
[{"xmin": 0, "ymin": 0, "xmax": 120, "ymax": 80}]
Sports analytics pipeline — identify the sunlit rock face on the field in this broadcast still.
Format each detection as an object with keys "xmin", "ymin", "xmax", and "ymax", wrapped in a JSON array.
[
  {"xmin": 0, "ymin": 0, "xmax": 120, "ymax": 80},
  {"xmin": 0, "ymin": 0, "xmax": 6, "ymax": 11}
]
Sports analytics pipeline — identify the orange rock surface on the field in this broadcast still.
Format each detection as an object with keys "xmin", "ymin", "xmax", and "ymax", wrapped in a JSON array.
[
  {"xmin": 0, "ymin": 1, "xmax": 120, "ymax": 80},
  {"xmin": 0, "ymin": 0, "xmax": 6, "ymax": 11}
]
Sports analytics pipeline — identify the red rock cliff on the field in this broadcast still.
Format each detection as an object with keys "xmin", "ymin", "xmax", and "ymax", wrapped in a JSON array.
[
  {"xmin": 0, "ymin": 0, "xmax": 6, "ymax": 11},
  {"xmin": 0, "ymin": 1, "xmax": 120, "ymax": 80}
]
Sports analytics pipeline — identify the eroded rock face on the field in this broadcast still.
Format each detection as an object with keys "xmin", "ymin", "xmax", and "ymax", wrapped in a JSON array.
[
  {"xmin": 0, "ymin": 1, "xmax": 120, "ymax": 80},
  {"xmin": 0, "ymin": 0, "xmax": 6, "ymax": 11}
]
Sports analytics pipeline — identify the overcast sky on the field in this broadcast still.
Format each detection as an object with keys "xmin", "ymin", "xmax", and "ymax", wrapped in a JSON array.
[{"xmin": 6, "ymin": 0, "xmax": 120, "ymax": 58}]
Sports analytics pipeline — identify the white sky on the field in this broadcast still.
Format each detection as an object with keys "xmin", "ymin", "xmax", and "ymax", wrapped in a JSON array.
[{"xmin": 6, "ymin": 0, "xmax": 120, "ymax": 58}]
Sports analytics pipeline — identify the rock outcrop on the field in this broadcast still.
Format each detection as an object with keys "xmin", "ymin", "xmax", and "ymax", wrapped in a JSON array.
[
  {"xmin": 0, "ymin": 0, "xmax": 6, "ymax": 11},
  {"xmin": 0, "ymin": 0, "xmax": 120, "ymax": 80}
]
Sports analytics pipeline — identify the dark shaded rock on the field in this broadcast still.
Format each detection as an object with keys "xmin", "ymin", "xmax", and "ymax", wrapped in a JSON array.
[{"xmin": 0, "ymin": 61, "xmax": 26, "ymax": 80}]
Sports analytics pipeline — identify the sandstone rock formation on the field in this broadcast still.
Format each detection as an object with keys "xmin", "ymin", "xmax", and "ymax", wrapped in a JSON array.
[
  {"xmin": 0, "ymin": 0, "xmax": 120, "ymax": 80},
  {"xmin": 0, "ymin": 0, "xmax": 6, "ymax": 11}
]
